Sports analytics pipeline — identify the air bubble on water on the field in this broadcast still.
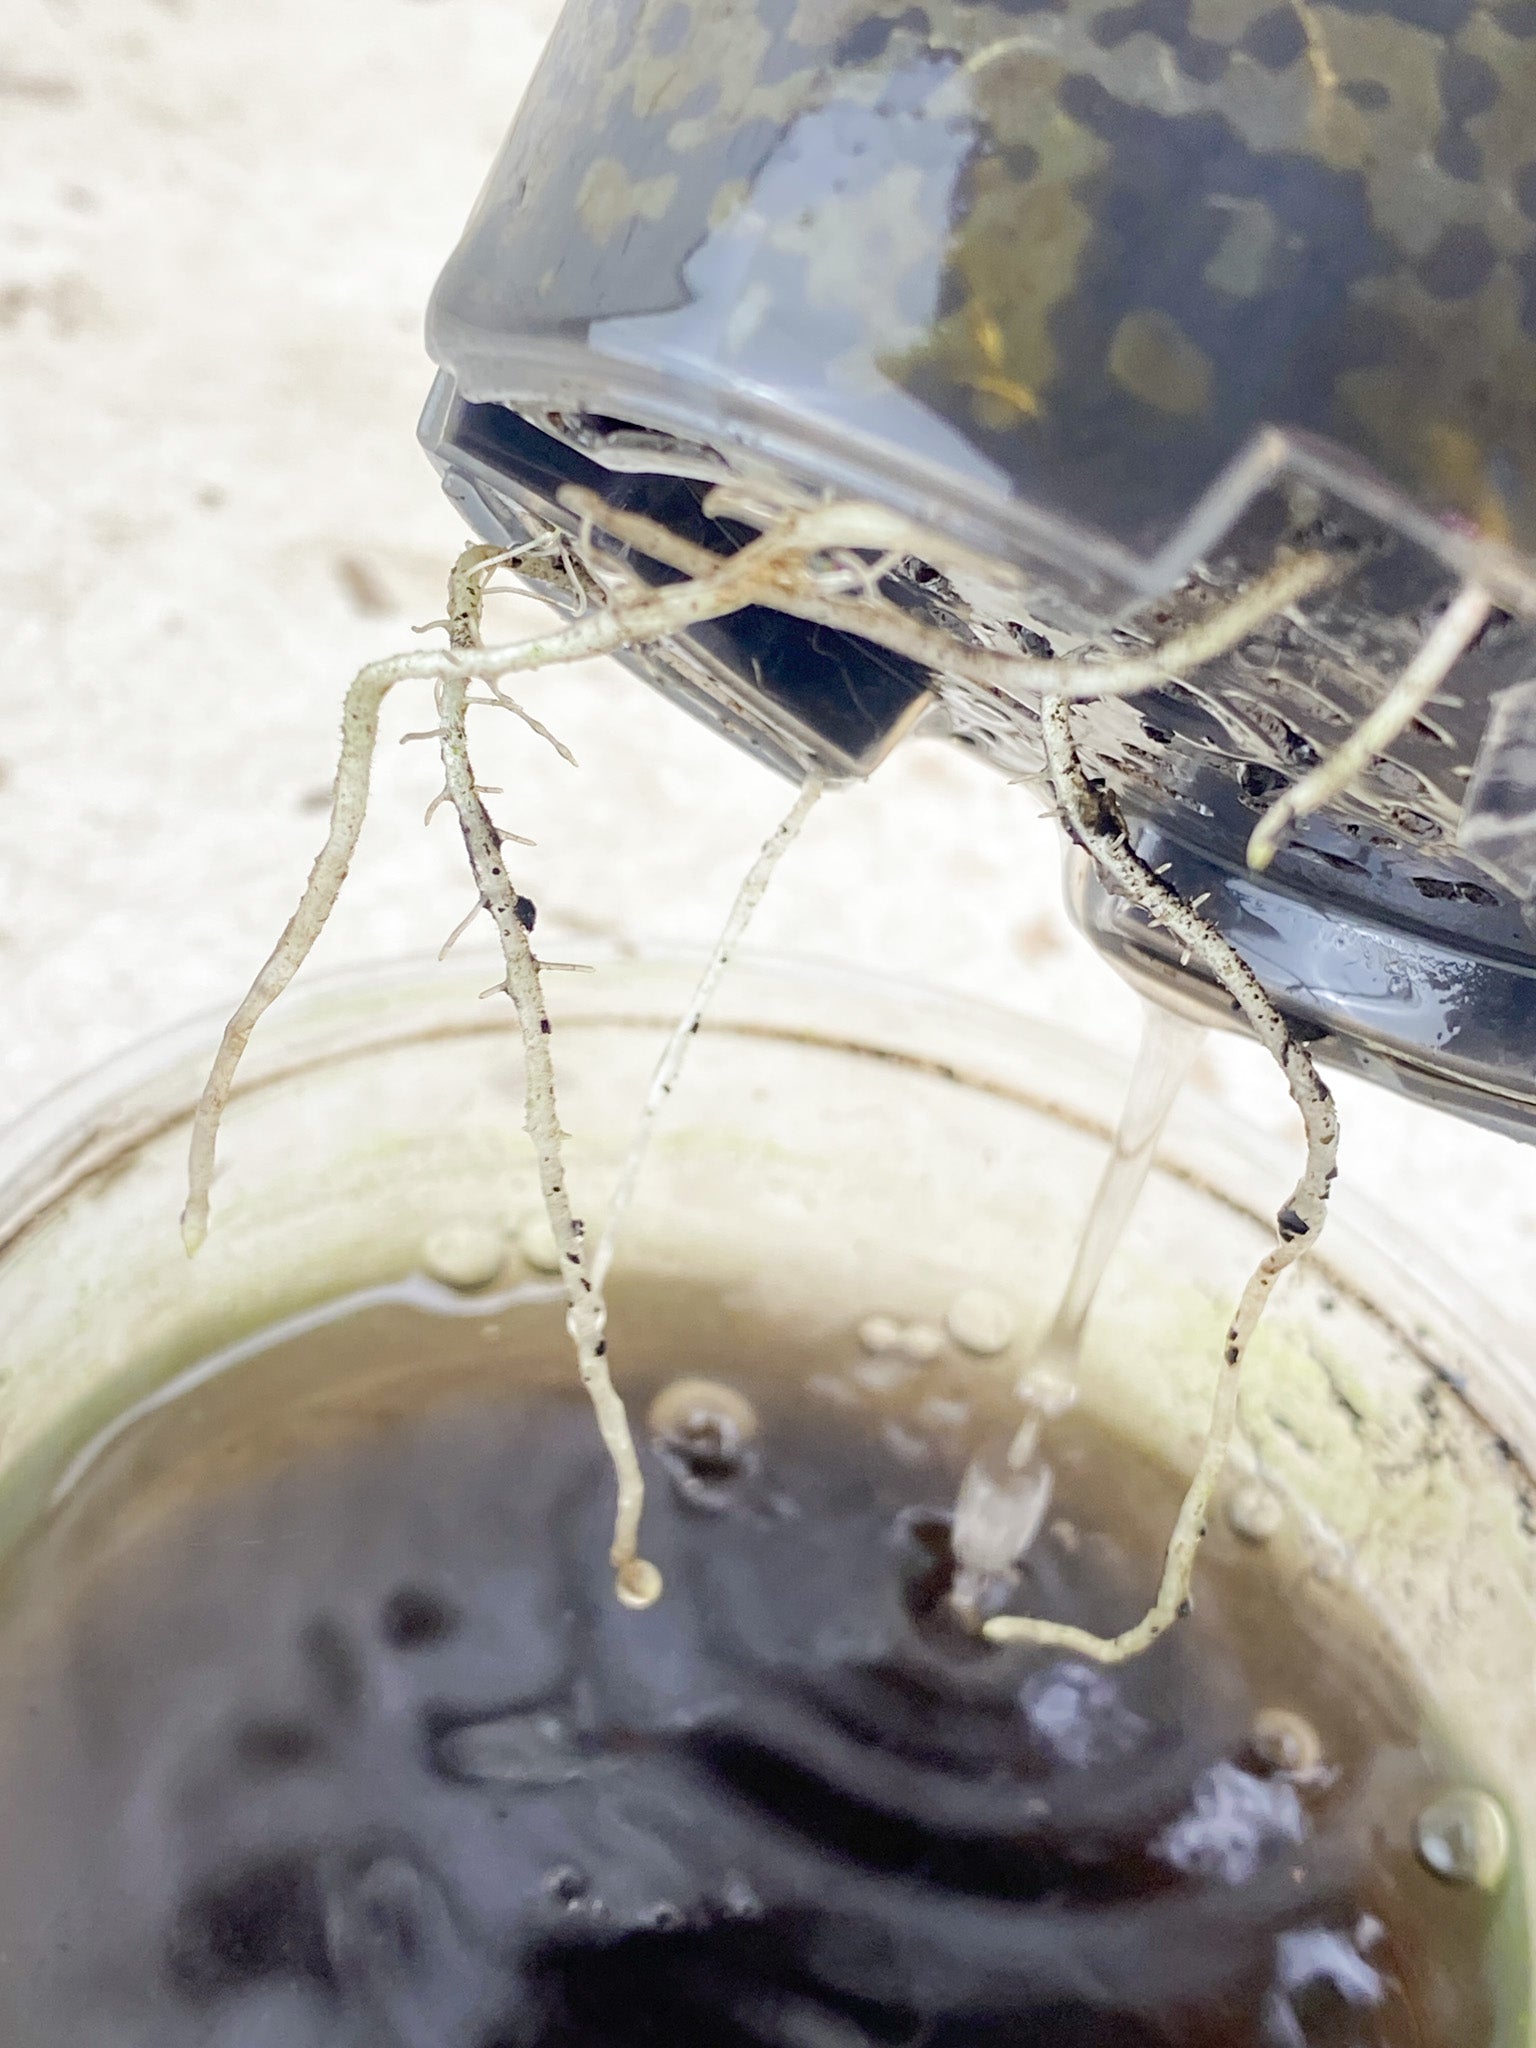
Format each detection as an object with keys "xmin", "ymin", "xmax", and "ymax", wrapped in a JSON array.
[
  {"xmin": 1227, "ymin": 1477, "xmax": 1285, "ymax": 1544},
  {"xmin": 1021, "ymin": 1660, "xmax": 1149, "ymax": 1769},
  {"xmin": 435, "ymin": 1710, "xmax": 587, "ymax": 1788},
  {"xmin": 1414, "ymin": 1788, "xmax": 1511, "ymax": 1889},
  {"xmin": 1154, "ymin": 1761, "xmax": 1307, "ymax": 1885},
  {"xmin": 858, "ymin": 1314, "xmax": 903, "ymax": 1354},
  {"xmin": 647, "ymin": 1380, "xmax": 758, "ymax": 1513},
  {"xmin": 648, "ymin": 1379, "xmax": 758, "ymax": 1460},
  {"xmin": 421, "ymin": 1219, "xmax": 506, "ymax": 1292},
  {"xmin": 945, "ymin": 1288, "xmax": 1017, "ymax": 1356},
  {"xmin": 1250, "ymin": 1706, "xmax": 1324, "ymax": 1777},
  {"xmin": 515, "ymin": 1212, "xmax": 562, "ymax": 1274}
]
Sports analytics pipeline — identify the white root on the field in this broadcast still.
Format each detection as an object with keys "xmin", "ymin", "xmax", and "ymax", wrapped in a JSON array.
[
  {"xmin": 183, "ymin": 496, "xmax": 1345, "ymax": 1257},
  {"xmin": 558, "ymin": 485, "xmax": 1340, "ymax": 707},
  {"xmin": 1247, "ymin": 581, "xmax": 1492, "ymax": 870},
  {"xmin": 472, "ymin": 684, "xmax": 580, "ymax": 767},
  {"xmin": 437, "ymin": 896, "xmax": 486, "ymax": 961},
  {"xmin": 437, "ymin": 545, "xmax": 660, "ymax": 1611},
  {"xmin": 592, "ymin": 770, "xmax": 825, "ymax": 1296},
  {"xmin": 181, "ymin": 520, "xmax": 846, "ymax": 1250},
  {"xmin": 981, "ymin": 697, "xmax": 1340, "ymax": 1663},
  {"xmin": 181, "ymin": 647, "xmax": 401, "ymax": 1253}
]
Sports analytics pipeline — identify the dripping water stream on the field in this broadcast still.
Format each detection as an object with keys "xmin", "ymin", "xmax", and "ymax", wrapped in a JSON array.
[
  {"xmin": 950, "ymin": 1002, "xmax": 1206, "ymax": 1614},
  {"xmin": 1040, "ymin": 1001, "xmax": 1208, "ymax": 1368}
]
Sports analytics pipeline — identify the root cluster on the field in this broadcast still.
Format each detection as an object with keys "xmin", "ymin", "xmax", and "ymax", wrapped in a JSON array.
[{"xmin": 180, "ymin": 481, "xmax": 1484, "ymax": 1651}]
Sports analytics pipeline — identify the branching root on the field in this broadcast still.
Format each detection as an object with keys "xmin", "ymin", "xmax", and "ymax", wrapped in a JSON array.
[
  {"xmin": 436, "ymin": 546, "xmax": 660, "ymax": 1610},
  {"xmin": 180, "ymin": 493, "xmax": 1361, "ymax": 1633}
]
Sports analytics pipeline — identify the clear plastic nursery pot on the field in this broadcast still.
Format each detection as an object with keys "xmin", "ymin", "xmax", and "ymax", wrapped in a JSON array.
[{"xmin": 0, "ymin": 954, "xmax": 1531, "ymax": 2032}]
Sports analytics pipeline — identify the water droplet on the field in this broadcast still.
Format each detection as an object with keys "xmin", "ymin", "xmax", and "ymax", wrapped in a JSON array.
[
  {"xmin": 858, "ymin": 1313, "xmax": 902, "ymax": 1354},
  {"xmin": 515, "ymin": 1213, "xmax": 561, "ymax": 1274},
  {"xmin": 1227, "ymin": 1478, "xmax": 1284, "ymax": 1543},
  {"xmin": 945, "ymin": 1287, "xmax": 1016, "ymax": 1356},
  {"xmin": 1414, "ymin": 1788, "xmax": 1510, "ymax": 1889},
  {"xmin": 422, "ymin": 1219, "xmax": 505, "ymax": 1292},
  {"xmin": 1250, "ymin": 1707, "xmax": 1323, "ymax": 1776},
  {"xmin": 616, "ymin": 1557, "xmax": 664, "ymax": 1610}
]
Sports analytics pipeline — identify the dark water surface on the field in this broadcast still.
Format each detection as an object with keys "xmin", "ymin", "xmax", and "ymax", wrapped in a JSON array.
[{"xmin": 0, "ymin": 1283, "xmax": 1517, "ymax": 2045}]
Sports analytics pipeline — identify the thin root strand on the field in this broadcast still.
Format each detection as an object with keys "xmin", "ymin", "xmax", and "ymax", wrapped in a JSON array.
[
  {"xmin": 438, "ymin": 897, "xmax": 487, "ymax": 961},
  {"xmin": 981, "ymin": 698, "xmax": 1339, "ymax": 1663},
  {"xmin": 439, "ymin": 544, "xmax": 659, "ymax": 1610},
  {"xmin": 1247, "ymin": 581, "xmax": 1492, "ymax": 870},
  {"xmin": 592, "ymin": 769, "xmax": 824, "ymax": 1295}
]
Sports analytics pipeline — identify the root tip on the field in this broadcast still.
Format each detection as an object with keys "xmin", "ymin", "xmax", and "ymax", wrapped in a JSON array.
[
  {"xmin": 614, "ymin": 1557, "xmax": 663, "ymax": 1610},
  {"xmin": 1246, "ymin": 827, "xmax": 1278, "ymax": 872}
]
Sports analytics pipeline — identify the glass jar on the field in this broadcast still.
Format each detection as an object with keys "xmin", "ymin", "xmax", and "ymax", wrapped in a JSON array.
[{"xmin": 0, "ymin": 954, "xmax": 1531, "ymax": 2030}]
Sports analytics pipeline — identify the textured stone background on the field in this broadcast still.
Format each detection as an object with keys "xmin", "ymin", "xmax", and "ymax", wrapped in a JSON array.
[{"xmin": 4, "ymin": 0, "xmax": 1535, "ymax": 1349}]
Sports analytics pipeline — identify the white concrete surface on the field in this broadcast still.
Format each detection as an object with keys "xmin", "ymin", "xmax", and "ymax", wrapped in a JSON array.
[{"xmin": 4, "ymin": 0, "xmax": 1535, "ymax": 1343}]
